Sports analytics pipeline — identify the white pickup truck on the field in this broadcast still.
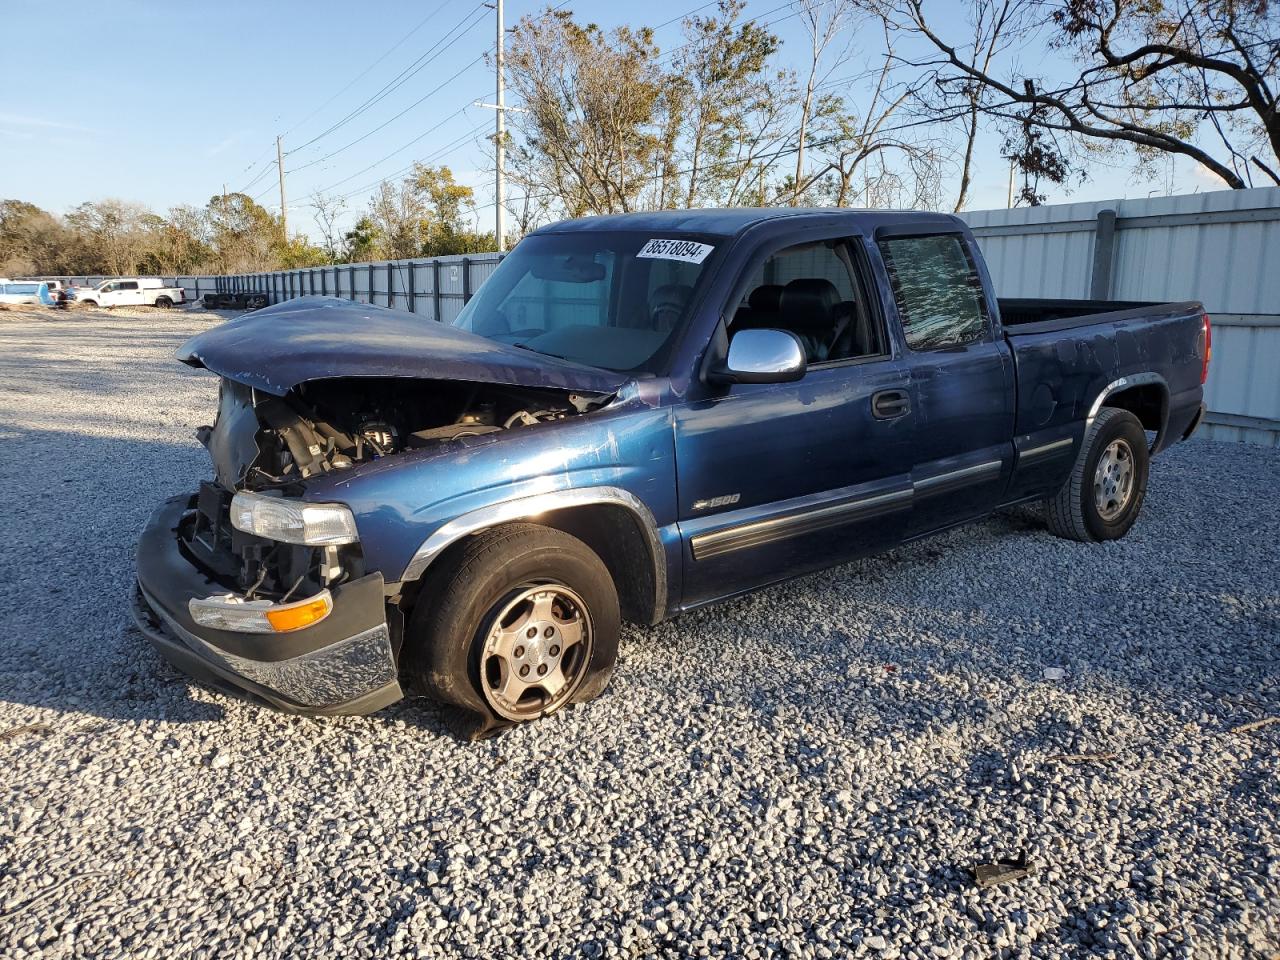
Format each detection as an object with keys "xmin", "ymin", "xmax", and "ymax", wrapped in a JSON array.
[{"xmin": 74, "ymin": 278, "xmax": 186, "ymax": 309}]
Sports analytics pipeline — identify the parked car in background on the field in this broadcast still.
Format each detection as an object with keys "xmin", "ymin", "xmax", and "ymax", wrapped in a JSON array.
[
  {"xmin": 133, "ymin": 208, "xmax": 1210, "ymax": 737},
  {"xmin": 75, "ymin": 278, "xmax": 186, "ymax": 309},
  {"xmin": 0, "ymin": 280, "xmax": 55, "ymax": 306},
  {"xmin": 203, "ymin": 291, "xmax": 269, "ymax": 310},
  {"xmin": 16, "ymin": 278, "xmax": 65, "ymax": 294}
]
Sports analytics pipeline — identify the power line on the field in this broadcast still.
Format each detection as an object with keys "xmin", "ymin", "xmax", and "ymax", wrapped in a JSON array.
[
  {"xmin": 230, "ymin": 0, "xmax": 473, "ymax": 196},
  {"xmin": 304, "ymin": 101, "xmax": 483, "ymax": 196},
  {"xmin": 283, "ymin": 0, "xmax": 457, "ymax": 139},
  {"xmin": 657, "ymin": 0, "xmax": 802, "ymax": 65},
  {"xmin": 287, "ymin": 2, "xmax": 488, "ymax": 156},
  {"xmin": 288, "ymin": 54, "xmax": 487, "ymax": 176},
  {"xmin": 333, "ymin": 124, "xmax": 488, "ymax": 203}
]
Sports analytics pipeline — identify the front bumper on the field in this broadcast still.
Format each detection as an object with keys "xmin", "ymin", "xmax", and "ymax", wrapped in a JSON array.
[{"xmin": 132, "ymin": 495, "xmax": 403, "ymax": 715}]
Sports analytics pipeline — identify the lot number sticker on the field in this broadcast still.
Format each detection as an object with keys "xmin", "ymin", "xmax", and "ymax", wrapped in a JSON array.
[{"xmin": 636, "ymin": 238, "xmax": 715, "ymax": 264}]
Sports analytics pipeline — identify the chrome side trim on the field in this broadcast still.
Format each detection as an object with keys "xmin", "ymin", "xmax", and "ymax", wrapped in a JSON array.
[
  {"xmin": 1018, "ymin": 437, "xmax": 1074, "ymax": 462},
  {"xmin": 399, "ymin": 486, "xmax": 666, "ymax": 598},
  {"xmin": 1086, "ymin": 372, "xmax": 1168, "ymax": 425},
  {"xmin": 913, "ymin": 460, "xmax": 1003, "ymax": 497},
  {"xmin": 690, "ymin": 488, "xmax": 912, "ymax": 561}
]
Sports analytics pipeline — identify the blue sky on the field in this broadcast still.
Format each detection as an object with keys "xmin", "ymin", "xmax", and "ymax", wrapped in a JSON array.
[{"xmin": 2, "ymin": 0, "xmax": 1223, "ymax": 241}]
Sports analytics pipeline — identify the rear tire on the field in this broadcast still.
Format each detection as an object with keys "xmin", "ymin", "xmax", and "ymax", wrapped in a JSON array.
[
  {"xmin": 154, "ymin": 296, "xmax": 173, "ymax": 309},
  {"xmin": 1045, "ymin": 407, "xmax": 1149, "ymax": 542},
  {"xmin": 405, "ymin": 523, "xmax": 620, "ymax": 738}
]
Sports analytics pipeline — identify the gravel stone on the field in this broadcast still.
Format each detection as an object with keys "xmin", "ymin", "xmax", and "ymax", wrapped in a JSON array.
[{"xmin": 0, "ymin": 307, "xmax": 1278, "ymax": 958}]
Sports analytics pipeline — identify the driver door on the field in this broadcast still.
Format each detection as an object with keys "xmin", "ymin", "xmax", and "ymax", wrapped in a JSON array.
[{"xmin": 673, "ymin": 231, "xmax": 915, "ymax": 608}]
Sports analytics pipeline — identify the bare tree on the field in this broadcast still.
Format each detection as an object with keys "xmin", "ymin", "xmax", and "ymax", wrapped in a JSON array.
[
  {"xmin": 367, "ymin": 179, "xmax": 425, "ymax": 261},
  {"xmin": 64, "ymin": 199, "xmax": 158, "ymax": 275},
  {"xmin": 309, "ymin": 192, "xmax": 348, "ymax": 263},
  {"xmin": 793, "ymin": 0, "xmax": 861, "ymax": 204},
  {"xmin": 792, "ymin": 21, "xmax": 947, "ymax": 209},
  {"xmin": 876, "ymin": 0, "xmax": 1280, "ymax": 191},
  {"xmin": 947, "ymin": 0, "xmax": 1027, "ymax": 210}
]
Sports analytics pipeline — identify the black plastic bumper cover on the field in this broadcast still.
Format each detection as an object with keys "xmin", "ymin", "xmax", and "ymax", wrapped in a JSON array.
[{"xmin": 132, "ymin": 494, "xmax": 403, "ymax": 715}]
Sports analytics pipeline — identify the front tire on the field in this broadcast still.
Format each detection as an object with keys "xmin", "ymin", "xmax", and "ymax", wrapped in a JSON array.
[
  {"xmin": 1045, "ymin": 407, "xmax": 1149, "ymax": 542},
  {"xmin": 406, "ymin": 523, "xmax": 620, "ymax": 737}
]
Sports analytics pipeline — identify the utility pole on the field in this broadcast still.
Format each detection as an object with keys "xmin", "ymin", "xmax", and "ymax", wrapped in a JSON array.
[
  {"xmin": 476, "ymin": 1, "xmax": 519, "ymax": 251},
  {"xmin": 1006, "ymin": 158, "xmax": 1015, "ymax": 208},
  {"xmin": 277, "ymin": 135, "xmax": 288, "ymax": 236},
  {"xmin": 495, "ymin": 0, "xmax": 506, "ymax": 252}
]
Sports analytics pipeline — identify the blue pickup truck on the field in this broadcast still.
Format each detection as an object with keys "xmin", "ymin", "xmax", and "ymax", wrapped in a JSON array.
[{"xmin": 132, "ymin": 208, "xmax": 1210, "ymax": 736}]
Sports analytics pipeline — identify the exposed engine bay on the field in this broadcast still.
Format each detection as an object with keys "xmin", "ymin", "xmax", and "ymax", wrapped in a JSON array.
[
  {"xmin": 197, "ymin": 377, "xmax": 608, "ymax": 492},
  {"xmin": 181, "ymin": 376, "xmax": 609, "ymax": 603}
]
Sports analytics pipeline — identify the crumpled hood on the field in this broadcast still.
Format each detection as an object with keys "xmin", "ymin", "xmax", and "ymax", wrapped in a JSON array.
[{"xmin": 177, "ymin": 296, "xmax": 629, "ymax": 396}]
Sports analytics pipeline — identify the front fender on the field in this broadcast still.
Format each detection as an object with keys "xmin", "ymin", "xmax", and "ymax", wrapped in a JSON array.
[{"xmin": 301, "ymin": 401, "xmax": 679, "ymax": 595}]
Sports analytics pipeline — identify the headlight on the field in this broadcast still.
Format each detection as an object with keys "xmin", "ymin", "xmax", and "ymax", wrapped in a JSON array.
[{"xmin": 230, "ymin": 491, "xmax": 358, "ymax": 545}]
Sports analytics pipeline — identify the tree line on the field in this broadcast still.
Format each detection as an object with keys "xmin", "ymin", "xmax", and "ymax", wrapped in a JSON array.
[
  {"xmin": 3, "ymin": 0, "xmax": 1274, "ymax": 276},
  {"xmin": 0, "ymin": 164, "xmax": 492, "ymax": 278}
]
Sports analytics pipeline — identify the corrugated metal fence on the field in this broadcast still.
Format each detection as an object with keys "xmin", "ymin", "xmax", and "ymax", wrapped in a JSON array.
[
  {"xmin": 962, "ymin": 187, "xmax": 1280, "ymax": 447},
  {"xmin": 219, "ymin": 253, "xmax": 505, "ymax": 324}
]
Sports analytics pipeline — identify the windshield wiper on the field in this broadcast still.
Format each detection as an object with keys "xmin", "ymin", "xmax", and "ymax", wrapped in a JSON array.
[{"xmin": 513, "ymin": 342, "xmax": 569, "ymax": 361}]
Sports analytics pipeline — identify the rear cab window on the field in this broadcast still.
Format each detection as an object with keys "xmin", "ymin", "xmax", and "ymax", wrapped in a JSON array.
[{"xmin": 877, "ymin": 234, "xmax": 990, "ymax": 350}]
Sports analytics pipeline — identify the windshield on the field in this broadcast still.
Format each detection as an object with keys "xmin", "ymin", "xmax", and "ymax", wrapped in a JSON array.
[{"xmin": 452, "ymin": 231, "xmax": 721, "ymax": 373}]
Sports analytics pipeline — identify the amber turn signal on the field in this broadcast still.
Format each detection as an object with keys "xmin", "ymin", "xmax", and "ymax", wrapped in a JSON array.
[{"xmin": 265, "ymin": 595, "xmax": 333, "ymax": 633}]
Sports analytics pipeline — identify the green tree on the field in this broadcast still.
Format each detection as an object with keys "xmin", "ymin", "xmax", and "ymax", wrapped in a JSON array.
[
  {"xmin": 343, "ymin": 216, "xmax": 384, "ymax": 262},
  {"xmin": 670, "ymin": 1, "xmax": 786, "ymax": 207},
  {"xmin": 206, "ymin": 192, "xmax": 283, "ymax": 273},
  {"xmin": 505, "ymin": 10, "xmax": 672, "ymax": 215},
  {"xmin": 413, "ymin": 164, "xmax": 495, "ymax": 256}
]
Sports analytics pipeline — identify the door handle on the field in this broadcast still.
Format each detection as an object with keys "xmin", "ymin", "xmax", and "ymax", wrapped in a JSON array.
[{"xmin": 872, "ymin": 389, "xmax": 911, "ymax": 420}]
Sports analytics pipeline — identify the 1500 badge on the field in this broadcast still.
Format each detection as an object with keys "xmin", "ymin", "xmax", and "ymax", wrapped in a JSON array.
[{"xmin": 692, "ymin": 493, "xmax": 741, "ymax": 511}]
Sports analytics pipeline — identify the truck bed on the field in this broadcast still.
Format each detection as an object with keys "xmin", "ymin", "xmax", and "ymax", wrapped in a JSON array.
[
  {"xmin": 998, "ymin": 298, "xmax": 1207, "ymax": 479},
  {"xmin": 998, "ymin": 297, "xmax": 1169, "ymax": 331}
]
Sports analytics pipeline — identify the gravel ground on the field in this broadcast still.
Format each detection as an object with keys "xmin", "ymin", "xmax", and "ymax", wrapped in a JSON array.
[{"xmin": 1, "ymin": 306, "xmax": 1277, "ymax": 960}]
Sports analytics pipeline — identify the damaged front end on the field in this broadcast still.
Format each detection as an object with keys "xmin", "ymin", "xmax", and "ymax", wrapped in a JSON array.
[
  {"xmin": 135, "ymin": 372, "xmax": 613, "ymax": 716},
  {"xmin": 133, "ymin": 298, "xmax": 624, "ymax": 715},
  {"xmin": 188, "ymin": 376, "xmax": 607, "ymax": 604}
]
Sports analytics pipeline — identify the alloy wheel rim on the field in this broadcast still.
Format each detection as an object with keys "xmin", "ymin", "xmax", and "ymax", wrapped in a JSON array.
[
  {"xmin": 480, "ymin": 583, "xmax": 592, "ymax": 721},
  {"xmin": 1093, "ymin": 438, "xmax": 1135, "ymax": 521}
]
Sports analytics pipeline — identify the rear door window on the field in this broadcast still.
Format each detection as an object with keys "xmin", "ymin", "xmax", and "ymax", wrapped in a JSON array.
[{"xmin": 877, "ymin": 235, "xmax": 989, "ymax": 350}]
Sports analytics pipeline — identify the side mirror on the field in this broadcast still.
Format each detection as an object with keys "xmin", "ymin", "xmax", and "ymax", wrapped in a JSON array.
[{"xmin": 709, "ymin": 328, "xmax": 807, "ymax": 385}]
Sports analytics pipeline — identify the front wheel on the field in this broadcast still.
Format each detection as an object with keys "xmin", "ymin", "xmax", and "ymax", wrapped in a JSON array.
[
  {"xmin": 1045, "ymin": 407, "xmax": 1149, "ymax": 542},
  {"xmin": 406, "ymin": 523, "xmax": 620, "ymax": 737}
]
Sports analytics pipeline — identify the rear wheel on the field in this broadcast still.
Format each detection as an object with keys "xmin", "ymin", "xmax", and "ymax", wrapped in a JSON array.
[
  {"xmin": 154, "ymin": 296, "xmax": 173, "ymax": 309},
  {"xmin": 406, "ymin": 523, "xmax": 620, "ymax": 737},
  {"xmin": 1045, "ymin": 407, "xmax": 1149, "ymax": 542}
]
